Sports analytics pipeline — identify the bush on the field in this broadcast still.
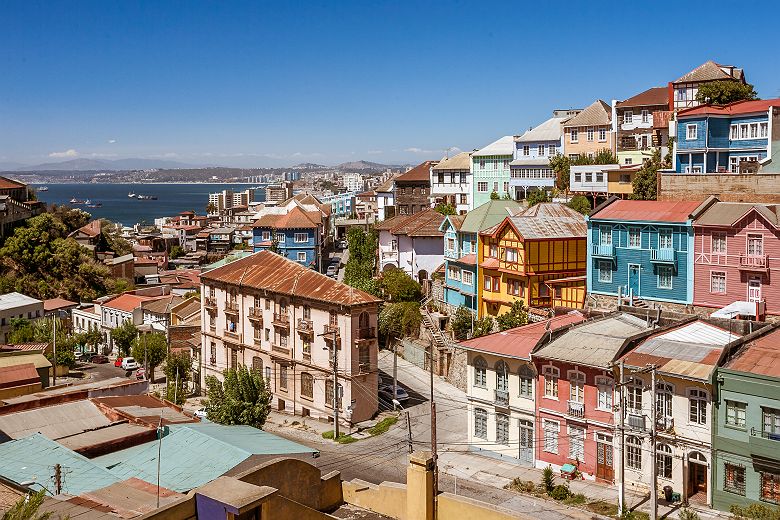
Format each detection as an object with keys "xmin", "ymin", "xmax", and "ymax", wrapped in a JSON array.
[
  {"xmin": 678, "ymin": 507, "xmax": 700, "ymax": 520},
  {"xmin": 451, "ymin": 306, "xmax": 474, "ymax": 340},
  {"xmin": 541, "ymin": 464, "xmax": 555, "ymax": 493},
  {"xmin": 730, "ymin": 503, "xmax": 780, "ymax": 520},
  {"xmin": 549, "ymin": 484, "xmax": 570, "ymax": 501},
  {"xmin": 367, "ymin": 416, "xmax": 398, "ymax": 436},
  {"xmin": 322, "ymin": 430, "xmax": 335, "ymax": 440},
  {"xmin": 565, "ymin": 493, "xmax": 586, "ymax": 505}
]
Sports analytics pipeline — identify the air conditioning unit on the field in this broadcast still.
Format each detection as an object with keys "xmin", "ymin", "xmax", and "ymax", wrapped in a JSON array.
[{"xmin": 627, "ymin": 413, "xmax": 646, "ymax": 430}]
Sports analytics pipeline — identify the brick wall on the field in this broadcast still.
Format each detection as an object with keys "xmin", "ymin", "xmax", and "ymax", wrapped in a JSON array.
[{"xmin": 659, "ymin": 173, "xmax": 780, "ymax": 202}]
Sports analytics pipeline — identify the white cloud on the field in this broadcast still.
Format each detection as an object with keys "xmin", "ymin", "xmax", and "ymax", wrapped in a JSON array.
[
  {"xmin": 49, "ymin": 149, "xmax": 79, "ymax": 158},
  {"xmin": 405, "ymin": 147, "xmax": 436, "ymax": 154},
  {"xmin": 367, "ymin": 150, "xmax": 383, "ymax": 155},
  {"xmin": 108, "ymin": 139, "xmax": 116, "ymax": 144},
  {"xmin": 291, "ymin": 152, "xmax": 303, "ymax": 157},
  {"xmin": 88, "ymin": 153, "xmax": 117, "ymax": 158}
]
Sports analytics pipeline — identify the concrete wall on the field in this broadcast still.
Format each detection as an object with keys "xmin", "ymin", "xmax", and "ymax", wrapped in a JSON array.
[
  {"xmin": 343, "ymin": 479, "xmax": 408, "ymax": 520},
  {"xmin": 438, "ymin": 492, "xmax": 522, "ymax": 520},
  {"xmin": 660, "ymin": 173, "xmax": 780, "ymax": 203}
]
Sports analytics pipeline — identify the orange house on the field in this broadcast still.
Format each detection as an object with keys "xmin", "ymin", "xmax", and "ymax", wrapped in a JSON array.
[{"xmin": 478, "ymin": 203, "xmax": 587, "ymax": 318}]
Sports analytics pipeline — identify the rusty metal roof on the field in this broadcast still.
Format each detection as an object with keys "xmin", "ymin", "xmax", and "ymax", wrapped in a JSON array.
[
  {"xmin": 590, "ymin": 199, "xmax": 703, "ymax": 223},
  {"xmin": 499, "ymin": 203, "xmax": 586, "ymax": 239},
  {"xmin": 374, "ymin": 208, "xmax": 445, "ymax": 237},
  {"xmin": 726, "ymin": 327, "xmax": 780, "ymax": 378},
  {"xmin": 200, "ymin": 250, "xmax": 381, "ymax": 307},
  {"xmin": 396, "ymin": 161, "xmax": 437, "ymax": 182}
]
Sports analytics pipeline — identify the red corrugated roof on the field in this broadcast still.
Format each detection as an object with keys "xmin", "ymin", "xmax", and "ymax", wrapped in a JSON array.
[
  {"xmin": 591, "ymin": 200, "xmax": 703, "ymax": 223},
  {"xmin": 43, "ymin": 297, "xmax": 77, "ymax": 312},
  {"xmin": 458, "ymin": 312, "xmax": 586, "ymax": 359},
  {"xmin": 395, "ymin": 161, "xmax": 437, "ymax": 183},
  {"xmin": 679, "ymin": 98, "xmax": 780, "ymax": 117},
  {"xmin": 252, "ymin": 206, "xmax": 320, "ymax": 229},
  {"xmin": 727, "ymin": 327, "xmax": 780, "ymax": 377},
  {"xmin": 0, "ymin": 363, "xmax": 40, "ymax": 389},
  {"xmin": 103, "ymin": 293, "xmax": 165, "ymax": 313}
]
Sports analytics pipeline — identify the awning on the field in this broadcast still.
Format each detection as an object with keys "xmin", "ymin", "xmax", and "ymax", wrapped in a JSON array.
[
  {"xmin": 752, "ymin": 454, "xmax": 780, "ymax": 474},
  {"xmin": 711, "ymin": 301, "xmax": 763, "ymax": 319}
]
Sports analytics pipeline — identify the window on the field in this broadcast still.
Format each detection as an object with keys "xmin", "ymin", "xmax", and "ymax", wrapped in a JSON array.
[
  {"xmin": 570, "ymin": 129, "xmax": 578, "ymax": 143},
  {"xmin": 761, "ymin": 473, "xmax": 780, "ymax": 504},
  {"xmin": 659, "ymin": 228, "xmax": 673, "ymax": 249},
  {"xmin": 474, "ymin": 408, "xmax": 487, "ymax": 439},
  {"xmin": 462, "ymin": 271, "xmax": 473, "ymax": 286},
  {"xmin": 763, "ymin": 407, "xmax": 780, "ymax": 438},
  {"xmin": 569, "ymin": 426, "xmax": 584, "ymax": 460},
  {"xmin": 460, "ymin": 173, "xmax": 467, "ymax": 184},
  {"xmin": 748, "ymin": 234, "xmax": 764, "ymax": 256},
  {"xmin": 325, "ymin": 380, "xmax": 342, "ymax": 408},
  {"xmin": 686, "ymin": 124, "xmax": 698, "ymax": 140},
  {"xmin": 658, "ymin": 266, "xmax": 673, "ymax": 289},
  {"xmin": 523, "ymin": 145, "xmax": 530, "ymax": 156},
  {"xmin": 569, "ymin": 371, "xmax": 585, "ymax": 403},
  {"xmin": 628, "ymin": 227, "xmax": 641, "ymax": 248},
  {"xmin": 503, "ymin": 181, "xmax": 509, "ymax": 194},
  {"xmin": 477, "ymin": 181, "xmax": 488, "ymax": 192},
  {"xmin": 508, "ymin": 279, "xmax": 521, "ymax": 296},
  {"xmin": 496, "ymin": 413, "xmax": 510, "ymax": 445},
  {"xmin": 656, "ymin": 443, "xmax": 673, "ymax": 479},
  {"xmin": 264, "ymin": 327, "xmax": 270, "ymax": 341},
  {"xmin": 689, "ymin": 389, "xmax": 707, "ymax": 424},
  {"xmin": 587, "ymin": 127, "xmax": 594, "ymax": 141},
  {"xmin": 493, "ymin": 182, "xmax": 499, "ymax": 192},
  {"xmin": 623, "ymin": 112, "xmax": 633, "ymax": 124},
  {"xmin": 297, "ymin": 252, "xmax": 307, "ymax": 262},
  {"xmin": 596, "ymin": 376, "xmax": 613, "ymax": 410},
  {"xmin": 262, "ymin": 231, "xmax": 270, "ymax": 241},
  {"xmin": 210, "ymin": 343, "xmax": 216, "ymax": 366},
  {"xmin": 519, "ymin": 365, "xmax": 534, "ymax": 398},
  {"xmin": 496, "ymin": 361, "xmax": 509, "ymax": 392},
  {"xmin": 489, "ymin": 243, "xmax": 498, "ymax": 258},
  {"xmin": 710, "ymin": 271, "xmax": 726, "ymax": 294},
  {"xmin": 574, "ymin": 172, "xmax": 582, "ymax": 183},
  {"xmin": 600, "ymin": 225, "xmax": 612, "ymax": 245},
  {"xmin": 596, "ymin": 172, "xmax": 604, "ymax": 183},
  {"xmin": 538, "ymin": 144, "xmax": 545, "ymax": 155},
  {"xmin": 294, "ymin": 233, "xmax": 308, "ymax": 243},
  {"xmin": 548, "ymin": 144, "xmax": 557, "ymax": 155},
  {"xmin": 505, "ymin": 247, "xmax": 518, "ymax": 263},
  {"xmin": 301, "ymin": 372, "xmax": 313, "ymax": 399},
  {"xmin": 478, "ymin": 160, "xmax": 485, "ymax": 169},
  {"xmin": 598, "ymin": 260, "xmax": 612, "ymax": 283},
  {"xmin": 641, "ymin": 110, "xmax": 649, "ymax": 124},
  {"xmin": 483, "ymin": 275, "xmax": 492, "ymax": 291},
  {"xmin": 279, "ymin": 364, "xmax": 287, "ymax": 389},
  {"xmin": 730, "ymin": 124, "xmax": 739, "ymax": 140},
  {"xmin": 543, "ymin": 366, "xmax": 559, "ymax": 398},
  {"xmin": 448, "ymin": 266, "xmax": 461, "ymax": 282},
  {"xmin": 473, "ymin": 357, "xmax": 487, "ymax": 388},
  {"xmin": 724, "ymin": 463, "xmax": 746, "ymax": 495},
  {"xmin": 543, "ymin": 420, "xmax": 559, "ymax": 453},
  {"xmin": 656, "ymin": 382, "xmax": 673, "ymax": 419},
  {"xmin": 760, "ymin": 122, "xmax": 769, "ymax": 138},
  {"xmin": 626, "ymin": 436, "xmax": 642, "ymax": 470},
  {"xmin": 619, "ymin": 173, "xmax": 631, "ymax": 184},
  {"xmin": 265, "ymin": 366, "xmax": 271, "ymax": 382},
  {"xmin": 624, "ymin": 158, "xmax": 633, "ymax": 166},
  {"xmin": 302, "ymin": 339, "xmax": 311, "ymax": 358},
  {"xmin": 598, "ymin": 128, "xmax": 607, "ymax": 142},
  {"xmin": 712, "ymin": 233, "xmax": 727, "ymax": 254},
  {"xmin": 726, "ymin": 400, "xmax": 747, "ymax": 428},
  {"xmin": 626, "ymin": 378, "xmax": 643, "ymax": 412},
  {"xmin": 276, "ymin": 233, "xmax": 285, "ymax": 244},
  {"xmin": 230, "ymin": 348, "xmax": 238, "ymax": 369},
  {"xmin": 750, "ymin": 123, "xmax": 759, "ymax": 138}
]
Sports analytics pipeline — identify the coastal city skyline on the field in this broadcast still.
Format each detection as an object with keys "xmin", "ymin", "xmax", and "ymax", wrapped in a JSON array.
[{"xmin": 3, "ymin": 0, "xmax": 780, "ymax": 169}]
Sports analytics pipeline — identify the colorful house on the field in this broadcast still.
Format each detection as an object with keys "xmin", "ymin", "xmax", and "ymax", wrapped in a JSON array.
[
  {"xmin": 693, "ymin": 200, "xmax": 780, "ymax": 318},
  {"xmin": 478, "ymin": 203, "xmax": 587, "ymax": 318},
  {"xmin": 375, "ymin": 208, "xmax": 445, "ymax": 284},
  {"xmin": 670, "ymin": 61, "xmax": 746, "ymax": 111},
  {"xmin": 569, "ymin": 164, "xmax": 639, "ymax": 202},
  {"xmin": 395, "ymin": 160, "xmax": 437, "ymax": 216},
  {"xmin": 562, "ymin": 100, "xmax": 615, "ymax": 160},
  {"xmin": 472, "ymin": 136, "xmax": 514, "ymax": 208},
  {"xmin": 614, "ymin": 87, "xmax": 670, "ymax": 167},
  {"xmin": 252, "ymin": 205, "xmax": 323, "ymax": 270},
  {"xmin": 531, "ymin": 312, "xmax": 654, "ymax": 481},
  {"xmin": 461, "ymin": 312, "xmax": 586, "ymax": 467},
  {"xmin": 440, "ymin": 199, "xmax": 523, "ymax": 314},
  {"xmin": 712, "ymin": 324, "xmax": 780, "ymax": 512},
  {"xmin": 430, "ymin": 152, "xmax": 472, "ymax": 214},
  {"xmin": 587, "ymin": 198, "xmax": 707, "ymax": 307},
  {"xmin": 674, "ymin": 99, "xmax": 779, "ymax": 174}
]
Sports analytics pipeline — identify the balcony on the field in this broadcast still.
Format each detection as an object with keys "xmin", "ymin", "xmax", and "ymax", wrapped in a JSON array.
[
  {"xmin": 650, "ymin": 248, "xmax": 676, "ymax": 265},
  {"xmin": 297, "ymin": 318, "xmax": 314, "ymax": 336},
  {"xmin": 591, "ymin": 244, "xmax": 615, "ymax": 260},
  {"xmin": 357, "ymin": 361, "xmax": 374, "ymax": 374},
  {"xmin": 494, "ymin": 389, "xmax": 510, "ymax": 408},
  {"xmin": 272, "ymin": 313, "xmax": 290, "ymax": 328},
  {"xmin": 657, "ymin": 417, "xmax": 675, "ymax": 433},
  {"xmin": 223, "ymin": 330, "xmax": 242, "ymax": 343},
  {"xmin": 752, "ymin": 428, "xmax": 780, "ymax": 442},
  {"xmin": 204, "ymin": 297, "xmax": 217, "ymax": 309},
  {"xmin": 567, "ymin": 401, "xmax": 585, "ymax": 419},
  {"xmin": 355, "ymin": 327, "xmax": 376, "ymax": 342},
  {"xmin": 224, "ymin": 301, "xmax": 239, "ymax": 314},
  {"xmin": 271, "ymin": 344, "xmax": 291, "ymax": 357},
  {"xmin": 739, "ymin": 254, "xmax": 769, "ymax": 272},
  {"xmin": 248, "ymin": 307, "xmax": 263, "ymax": 323},
  {"xmin": 323, "ymin": 324, "xmax": 341, "ymax": 339}
]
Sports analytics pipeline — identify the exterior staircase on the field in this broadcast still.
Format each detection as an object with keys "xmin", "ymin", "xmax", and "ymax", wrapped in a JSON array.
[{"xmin": 419, "ymin": 296, "xmax": 454, "ymax": 353}]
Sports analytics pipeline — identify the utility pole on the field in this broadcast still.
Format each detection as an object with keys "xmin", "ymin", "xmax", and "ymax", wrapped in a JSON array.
[
  {"xmin": 174, "ymin": 368, "xmax": 179, "ymax": 404},
  {"xmin": 393, "ymin": 340, "xmax": 398, "ymax": 410},
  {"xmin": 649, "ymin": 366, "xmax": 658, "ymax": 520},
  {"xmin": 156, "ymin": 414, "xmax": 163, "ymax": 508},
  {"xmin": 52, "ymin": 315, "xmax": 57, "ymax": 386},
  {"xmin": 332, "ymin": 330, "xmax": 340, "ymax": 439},
  {"xmin": 54, "ymin": 464, "xmax": 62, "ymax": 495},
  {"xmin": 617, "ymin": 360, "xmax": 626, "ymax": 517},
  {"xmin": 429, "ymin": 346, "xmax": 438, "ymax": 520},
  {"xmin": 406, "ymin": 410, "xmax": 413, "ymax": 454}
]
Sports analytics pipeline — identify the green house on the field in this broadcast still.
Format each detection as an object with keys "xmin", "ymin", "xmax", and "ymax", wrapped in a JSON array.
[{"xmin": 712, "ymin": 324, "xmax": 780, "ymax": 512}]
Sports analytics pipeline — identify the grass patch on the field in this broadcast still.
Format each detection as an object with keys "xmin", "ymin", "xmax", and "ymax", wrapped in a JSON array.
[
  {"xmin": 367, "ymin": 416, "xmax": 398, "ymax": 436},
  {"xmin": 564, "ymin": 493, "xmax": 586, "ymax": 505},
  {"xmin": 322, "ymin": 430, "xmax": 334, "ymax": 439},
  {"xmin": 586, "ymin": 501, "xmax": 618, "ymax": 517},
  {"xmin": 623, "ymin": 511, "xmax": 649, "ymax": 520},
  {"xmin": 321, "ymin": 430, "xmax": 356, "ymax": 443}
]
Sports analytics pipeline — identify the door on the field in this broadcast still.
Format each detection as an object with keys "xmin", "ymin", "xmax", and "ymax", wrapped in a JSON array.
[
  {"xmin": 628, "ymin": 264, "xmax": 640, "ymax": 298},
  {"xmin": 749, "ymin": 277, "xmax": 762, "ymax": 302},
  {"xmin": 688, "ymin": 452, "xmax": 708, "ymax": 498},
  {"xmin": 596, "ymin": 437, "xmax": 614, "ymax": 482},
  {"xmin": 519, "ymin": 420, "xmax": 534, "ymax": 465}
]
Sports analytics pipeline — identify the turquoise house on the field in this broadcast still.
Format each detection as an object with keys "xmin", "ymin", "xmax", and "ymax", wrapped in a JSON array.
[
  {"xmin": 471, "ymin": 136, "xmax": 515, "ymax": 208},
  {"xmin": 586, "ymin": 198, "xmax": 707, "ymax": 306},
  {"xmin": 440, "ymin": 199, "xmax": 523, "ymax": 313}
]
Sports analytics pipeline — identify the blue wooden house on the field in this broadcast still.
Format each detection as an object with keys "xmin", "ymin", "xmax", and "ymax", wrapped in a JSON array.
[
  {"xmin": 252, "ymin": 205, "xmax": 322, "ymax": 270},
  {"xmin": 440, "ymin": 199, "xmax": 523, "ymax": 313},
  {"xmin": 675, "ymin": 99, "xmax": 777, "ymax": 173},
  {"xmin": 586, "ymin": 198, "xmax": 705, "ymax": 305}
]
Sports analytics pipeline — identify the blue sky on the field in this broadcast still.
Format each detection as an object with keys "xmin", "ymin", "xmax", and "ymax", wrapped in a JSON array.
[{"xmin": 1, "ymin": 0, "xmax": 779, "ymax": 168}]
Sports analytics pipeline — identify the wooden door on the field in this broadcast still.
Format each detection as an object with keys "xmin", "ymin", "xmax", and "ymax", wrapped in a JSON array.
[
  {"xmin": 688, "ymin": 461, "xmax": 708, "ymax": 496},
  {"xmin": 596, "ymin": 441, "xmax": 614, "ymax": 481}
]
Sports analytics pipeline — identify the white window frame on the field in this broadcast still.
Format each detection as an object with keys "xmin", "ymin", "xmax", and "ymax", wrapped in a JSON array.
[
  {"xmin": 505, "ymin": 247, "xmax": 518, "ymax": 263},
  {"xmin": 596, "ymin": 376, "xmax": 613, "ymax": 411},
  {"xmin": 686, "ymin": 124, "xmax": 698, "ymax": 140},
  {"xmin": 296, "ymin": 252, "xmax": 307, "ymax": 262},
  {"xmin": 570, "ymin": 129, "xmax": 578, "ymax": 143},
  {"xmin": 726, "ymin": 400, "xmax": 747, "ymax": 428},
  {"xmin": 656, "ymin": 443, "xmax": 673, "ymax": 479},
  {"xmin": 598, "ymin": 128, "xmax": 607, "ymax": 142},
  {"xmin": 568, "ymin": 370, "xmax": 585, "ymax": 403},
  {"xmin": 587, "ymin": 127, "xmax": 594, "ymax": 142},
  {"xmin": 448, "ymin": 266, "xmax": 461, "ymax": 282},
  {"xmin": 624, "ymin": 112, "xmax": 633, "ymax": 124},
  {"xmin": 626, "ymin": 436, "xmax": 642, "ymax": 470},
  {"xmin": 641, "ymin": 109, "xmax": 649, "ymax": 124},
  {"xmin": 688, "ymin": 388, "xmax": 708, "ymax": 425},
  {"xmin": 712, "ymin": 232, "xmax": 727, "ymax": 254},
  {"xmin": 262, "ymin": 231, "xmax": 271, "ymax": 241},
  {"xmin": 519, "ymin": 365, "xmax": 534, "ymax": 399},
  {"xmin": 275, "ymin": 232, "xmax": 285, "ymax": 244},
  {"xmin": 462, "ymin": 270, "xmax": 473, "ymax": 286},
  {"xmin": 543, "ymin": 365, "xmax": 559, "ymax": 399},
  {"xmin": 294, "ymin": 232, "xmax": 308, "ymax": 243},
  {"xmin": 568, "ymin": 425, "xmax": 585, "ymax": 461},
  {"xmin": 477, "ymin": 181, "xmax": 488, "ymax": 192},
  {"xmin": 710, "ymin": 271, "xmax": 726, "ymax": 294},
  {"xmin": 628, "ymin": 227, "xmax": 641, "ymax": 248},
  {"xmin": 598, "ymin": 260, "xmax": 612, "ymax": 283},
  {"xmin": 537, "ymin": 144, "xmax": 545, "ymax": 156},
  {"xmin": 760, "ymin": 122, "xmax": 769, "ymax": 138},
  {"xmin": 523, "ymin": 145, "xmax": 530, "ymax": 156},
  {"xmin": 658, "ymin": 266, "xmax": 673, "ymax": 290},
  {"xmin": 543, "ymin": 419, "xmax": 559, "ymax": 454},
  {"xmin": 659, "ymin": 228, "xmax": 673, "ymax": 249},
  {"xmin": 496, "ymin": 413, "xmax": 510, "ymax": 446},
  {"xmin": 474, "ymin": 408, "xmax": 488, "ymax": 439},
  {"xmin": 473, "ymin": 357, "xmax": 487, "ymax": 388}
]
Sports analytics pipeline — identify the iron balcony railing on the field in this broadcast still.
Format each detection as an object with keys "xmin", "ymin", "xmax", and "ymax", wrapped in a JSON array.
[
  {"xmin": 494, "ymin": 389, "xmax": 510, "ymax": 407},
  {"xmin": 224, "ymin": 301, "xmax": 239, "ymax": 313},
  {"xmin": 248, "ymin": 307, "xmax": 263, "ymax": 321},
  {"xmin": 567, "ymin": 401, "xmax": 585, "ymax": 418}
]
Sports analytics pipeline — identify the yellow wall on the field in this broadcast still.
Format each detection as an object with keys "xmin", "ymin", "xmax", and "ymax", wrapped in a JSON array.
[
  {"xmin": 607, "ymin": 170, "xmax": 635, "ymax": 196},
  {"xmin": 549, "ymin": 280, "xmax": 587, "ymax": 308},
  {"xmin": 562, "ymin": 125, "xmax": 614, "ymax": 157}
]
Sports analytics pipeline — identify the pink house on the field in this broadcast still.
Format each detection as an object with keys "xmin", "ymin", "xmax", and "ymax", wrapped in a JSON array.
[
  {"xmin": 693, "ymin": 201, "xmax": 780, "ymax": 318},
  {"xmin": 531, "ymin": 313, "xmax": 654, "ymax": 481}
]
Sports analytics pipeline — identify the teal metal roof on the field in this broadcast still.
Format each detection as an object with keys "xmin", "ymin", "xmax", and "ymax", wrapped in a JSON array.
[
  {"xmin": 0, "ymin": 434, "xmax": 121, "ymax": 496},
  {"xmin": 202, "ymin": 250, "xmax": 255, "ymax": 272},
  {"xmin": 93, "ymin": 424, "xmax": 316, "ymax": 492},
  {"xmin": 460, "ymin": 199, "xmax": 524, "ymax": 234}
]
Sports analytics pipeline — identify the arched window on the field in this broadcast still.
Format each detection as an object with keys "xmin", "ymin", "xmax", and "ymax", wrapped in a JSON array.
[
  {"xmin": 518, "ymin": 364, "xmax": 534, "ymax": 398},
  {"xmin": 626, "ymin": 436, "xmax": 642, "ymax": 470},
  {"xmin": 358, "ymin": 311, "xmax": 370, "ymax": 329},
  {"xmin": 689, "ymin": 451, "xmax": 707, "ymax": 465},
  {"xmin": 656, "ymin": 443, "xmax": 673, "ymax": 479},
  {"xmin": 474, "ymin": 408, "xmax": 487, "ymax": 439},
  {"xmin": 495, "ymin": 361, "xmax": 509, "ymax": 392},
  {"xmin": 473, "ymin": 357, "xmax": 487, "ymax": 388},
  {"xmin": 301, "ymin": 372, "xmax": 313, "ymax": 399}
]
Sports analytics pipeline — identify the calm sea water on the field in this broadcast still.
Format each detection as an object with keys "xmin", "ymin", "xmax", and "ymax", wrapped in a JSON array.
[{"xmin": 32, "ymin": 183, "xmax": 266, "ymax": 226}]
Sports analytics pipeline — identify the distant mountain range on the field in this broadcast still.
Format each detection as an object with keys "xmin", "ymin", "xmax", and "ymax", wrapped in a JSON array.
[
  {"xmin": 13, "ymin": 158, "xmax": 200, "ymax": 171},
  {"xmin": 291, "ymin": 162, "xmax": 328, "ymax": 169},
  {"xmin": 335, "ymin": 160, "xmax": 400, "ymax": 170}
]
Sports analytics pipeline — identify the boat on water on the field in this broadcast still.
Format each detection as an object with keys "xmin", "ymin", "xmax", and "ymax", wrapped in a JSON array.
[
  {"xmin": 86, "ymin": 202, "xmax": 102, "ymax": 208},
  {"xmin": 37, "ymin": 186, "xmax": 49, "ymax": 191},
  {"xmin": 69, "ymin": 198, "xmax": 87, "ymax": 204},
  {"xmin": 128, "ymin": 192, "xmax": 136, "ymax": 198},
  {"xmin": 136, "ymin": 194, "xmax": 158, "ymax": 200}
]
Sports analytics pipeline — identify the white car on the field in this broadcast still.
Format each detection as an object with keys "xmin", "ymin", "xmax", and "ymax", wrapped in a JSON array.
[
  {"xmin": 378, "ymin": 384, "xmax": 409, "ymax": 403},
  {"xmin": 121, "ymin": 357, "xmax": 139, "ymax": 370},
  {"xmin": 326, "ymin": 265, "xmax": 338, "ymax": 278},
  {"xmin": 194, "ymin": 408, "xmax": 208, "ymax": 419}
]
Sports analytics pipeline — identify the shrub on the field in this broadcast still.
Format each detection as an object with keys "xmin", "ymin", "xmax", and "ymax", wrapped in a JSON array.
[
  {"xmin": 367, "ymin": 416, "xmax": 398, "ymax": 436},
  {"xmin": 322, "ymin": 430, "xmax": 335, "ymax": 439},
  {"xmin": 549, "ymin": 484, "xmax": 570, "ymax": 501},
  {"xmin": 565, "ymin": 493, "xmax": 586, "ymax": 505},
  {"xmin": 730, "ymin": 503, "xmax": 780, "ymax": 520},
  {"xmin": 507, "ymin": 478, "xmax": 536, "ymax": 494},
  {"xmin": 678, "ymin": 507, "xmax": 700, "ymax": 520},
  {"xmin": 541, "ymin": 465, "xmax": 555, "ymax": 494}
]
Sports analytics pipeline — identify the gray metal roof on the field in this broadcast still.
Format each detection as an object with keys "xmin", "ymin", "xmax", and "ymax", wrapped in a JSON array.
[
  {"xmin": 0, "ymin": 292, "xmax": 41, "ymax": 311},
  {"xmin": 506, "ymin": 203, "xmax": 587, "ymax": 239},
  {"xmin": 473, "ymin": 136, "xmax": 515, "ymax": 157},
  {"xmin": 515, "ymin": 115, "xmax": 568, "ymax": 143},
  {"xmin": 0, "ymin": 400, "xmax": 111, "ymax": 440},
  {"xmin": 460, "ymin": 199, "xmax": 524, "ymax": 234},
  {"xmin": 432, "ymin": 151, "xmax": 471, "ymax": 171},
  {"xmin": 533, "ymin": 313, "xmax": 652, "ymax": 368}
]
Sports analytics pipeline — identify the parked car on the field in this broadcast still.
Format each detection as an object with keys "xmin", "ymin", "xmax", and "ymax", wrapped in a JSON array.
[
  {"xmin": 194, "ymin": 408, "xmax": 208, "ymax": 419},
  {"xmin": 90, "ymin": 355, "xmax": 109, "ymax": 364},
  {"xmin": 337, "ymin": 239, "xmax": 348, "ymax": 250},
  {"xmin": 326, "ymin": 265, "xmax": 338, "ymax": 278},
  {"xmin": 121, "ymin": 357, "xmax": 139, "ymax": 370},
  {"xmin": 135, "ymin": 368, "xmax": 146, "ymax": 380},
  {"xmin": 378, "ymin": 384, "xmax": 409, "ymax": 403},
  {"xmin": 114, "ymin": 357, "xmax": 124, "ymax": 367}
]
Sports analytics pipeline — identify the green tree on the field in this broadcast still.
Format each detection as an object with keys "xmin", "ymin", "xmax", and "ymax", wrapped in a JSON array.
[
  {"xmin": 206, "ymin": 202, "xmax": 217, "ymax": 214},
  {"xmin": 489, "ymin": 191, "xmax": 500, "ymax": 200},
  {"xmin": 111, "ymin": 320, "xmax": 138, "ymax": 356},
  {"xmin": 7, "ymin": 318, "xmax": 36, "ymax": 343},
  {"xmin": 496, "ymin": 300, "xmax": 528, "ymax": 331},
  {"xmin": 450, "ymin": 306, "xmax": 474, "ymax": 340},
  {"xmin": 50, "ymin": 205, "xmax": 91, "ymax": 233},
  {"xmin": 100, "ymin": 220, "xmax": 132, "ymax": 255},
  {"xmin": 526, "ymin": 188, "xmax": 551, "ymax": 207},
  {"xmin": 164, "ymin": 351, "xmax": 191, "ymax": 404},
  {"xmin": 696, "ymin": 80, "xmax": 758, "ymax": 105},
  {"xmin": 434, "ymin": 203, "xmax": 456, "ymax": 216},
  {"xmin": 204, "ymin": 366, "xmax": 271, "ymax": 428},
  {"xmin": 2, "ymin": 489, "xmax": 53, "ymax": 520},
  {"xmin": 131, "ymin": 332, "xmax": 167, "ymax": 382},
  {"xmin": 550, "ymin": 154, "xmax": 571, "ymax": 192},
  {"xmin": 343, "ymin": 227, "xmax": 380, "ymax": 295},
  {"xmin": 471, "ymin": 316, "xmax": 495, "ymax": 338},
  {"xmin": 631, "ymin": 148, "xmax": 662, "ymax": 200},
  {"xmin": 380, "ymin": 267, "xmax": 422, "ymax": 302},
  {"xmin": 378, "ymin": 302, "xmax": 422, "ymax": 344},
  {"xmin": 169, "ymin": 245, "xmax": 185, "ymax": 259},
  {"xmin": 591, "ymin": 148, "xmax": 617, "ymax": 165},
  {"xmin": 567, "ymin": 195, "xmax": 591, "ymax": 215}
]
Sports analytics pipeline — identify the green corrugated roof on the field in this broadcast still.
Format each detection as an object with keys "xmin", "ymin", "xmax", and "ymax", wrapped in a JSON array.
[
  {"xmin": 202, "ymin": 250, "xmax": 255, "ymax": 272},
  {"xmin": 93, "ymin": 424, "xmax": 316, "ymax": 492},
  {"xmin": 0, "ymin": 433, "xmax": 121, "ymax": 495},
  {"xmin": 460, "ymin": 199, "xmax": 524, "ymax": 234}
]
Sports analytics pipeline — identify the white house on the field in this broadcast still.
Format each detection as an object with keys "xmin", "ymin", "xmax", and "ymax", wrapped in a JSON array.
[
  {"xmin": 375, "ymin": 173, "xmax": 399, "ymax": 221},
  {"xmin": 374, "ymin": 208, "xmax": 445, "ymax": 284},
  {"xmin": 0, "ymin": 292, "xmax": 44, "ymax": 343},
  {"xmin": 429, "ymin": 152, "xmax": 472, "ymax": 214}
]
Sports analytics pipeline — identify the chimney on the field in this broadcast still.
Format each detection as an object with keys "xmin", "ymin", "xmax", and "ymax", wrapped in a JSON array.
[{"xmin": 406, "ymin": 451, "xmax": 435, "ymax": 520}]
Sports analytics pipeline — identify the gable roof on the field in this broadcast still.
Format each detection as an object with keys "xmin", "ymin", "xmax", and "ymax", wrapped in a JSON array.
[
  {"xmin": 678, "ymin": 98, "xmax": 780, "ymax": 118},
  {"xmin": 515, "ymin": 115, "xmax": 569, "ymax": 143},
  {"xmin": 694, "ymin": 201, "xmax": 780, "ymax": 228},
  {"xmin": 0, "ymin": 292, "xmax": 42, "ymax": 311},
  {"xmin": 459, "ymin": 312, "xmax": 586, "ymax": 360},
  {"xmin": 374, "ymin": 208, "xmax": 446, "ymax": 237},
  {"xmin": 432, "ymin": 152, "xmax": 471, "ymax": 171},
  {"xmin": 396, "ymin": 161, "xmax": 437, "ymax": 183},
  {"xmin": 460, "ymin": 199, "xmax": 524, "ymax": 234},
  {"xmin": 473, "ymin": 136, "xmax": 515, "ymax": 157},
  {"xmin": 488, "ymin": 203, "xmax": 586, "ymax": 240},
  {"xmin": 590, "ymin": 199, "xmax": 703, "ymax": 223},
  {"xmin": 616, "ymin": 86, "xmax": 668, "ymax": 108},
  {"xmin": 252, "ymin": 205, "xmax": 321, "ymax": 229},
  {"xmin": 673, "ymin": 60, "xmax": 744, "ymax": 84},
  {"xmin": 441, "ymin": 214, "xmax": 466, "ymax": 232},
  {"xmin": 200, "ymin": 250, "xmax": 381, "ymax": 306},
  {"xmin": 725, "ymin": 326, "xmax": 780, "ymax": 378},
  {"xmin": 0, "ymin": 177, "xmax": 25, "ymax": 190},
  {"xmin": 69, "ymin": 220, "xmax": 102, "ymax": 238},
  {"xmin": 141, "ymin": 294, "xmax": 185, "ymax": 315},
  {"xmin": 562, "ymin": 100, "xmax": 612, "ymax": 127},
  {"xmin": 103, "ymin": 293, "xmax": 165, "ymax": 313},
  {"xmin": 43, "ymin": 297, "xmax": 77, "ymax": 312}
]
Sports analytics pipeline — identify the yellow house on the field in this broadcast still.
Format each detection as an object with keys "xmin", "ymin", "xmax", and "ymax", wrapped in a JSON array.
[{"xmin": 477, "ymin": 203, "xmax": 587, "ymax": 318}]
